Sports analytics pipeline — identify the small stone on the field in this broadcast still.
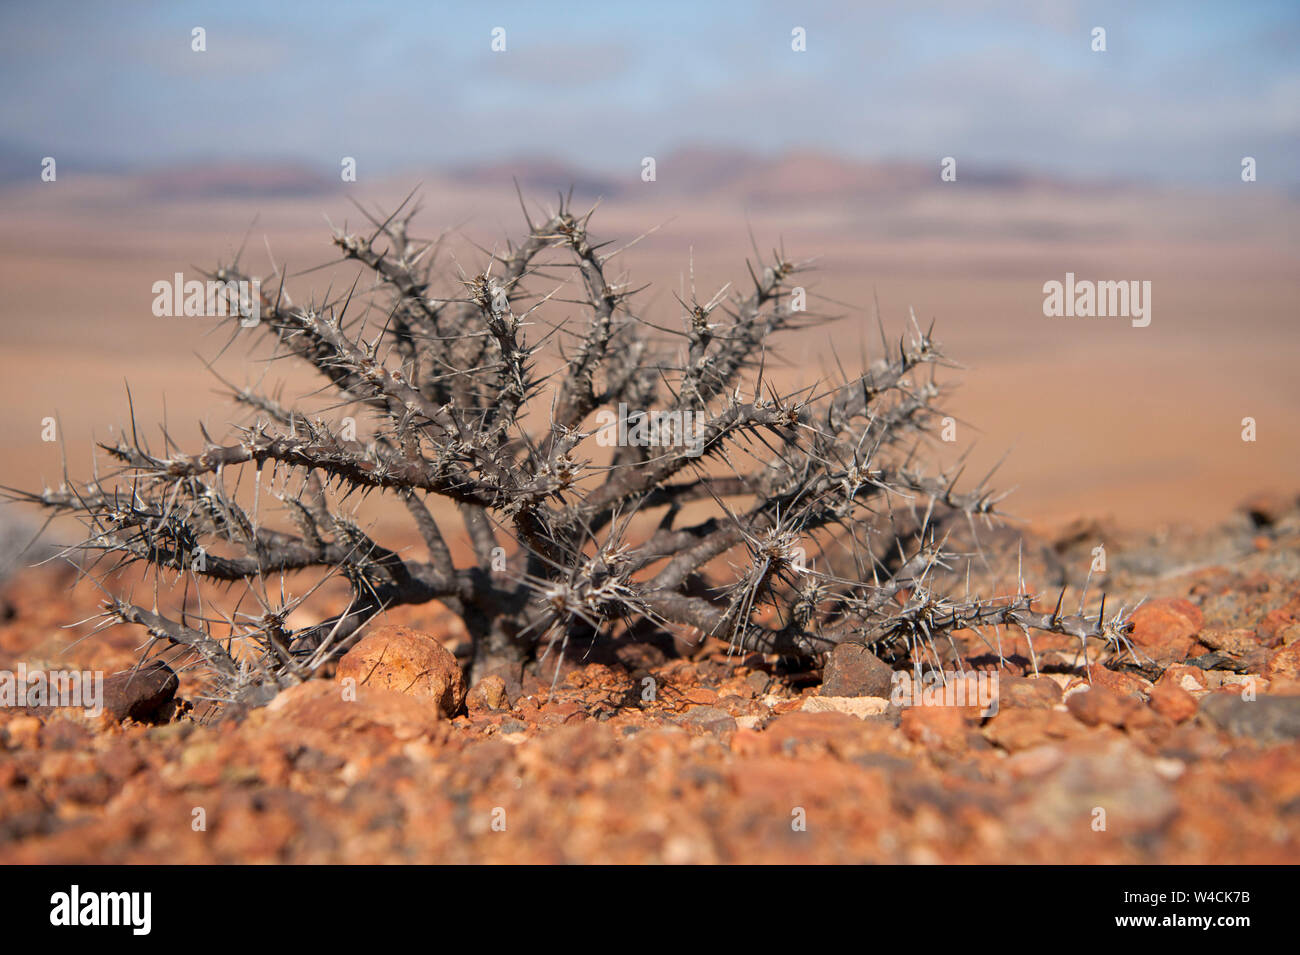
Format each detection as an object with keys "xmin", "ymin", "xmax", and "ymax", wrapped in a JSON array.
[
  {"xmin": 801, "ymin": 695, "xmax": 891, "ymax": 719},
  {"xmin": 820, "ymin": 643, "xmax": 894, "ymax": 698},
  {"xmin": 539, "ymin": 700, "xmax": 585, "ymax": 725},
  {"xmin": 268, "ymin": 680, "xmax": 442, "ymax": 739},
  {"xmin": 1259, "ymin": 596, "xmax": 1300, "ymax": 644},
  {"xmin": 682, "ymin": 706, "xmax": 738, "ymax": 737},
  {"xmin": 1065, "ymin": 685, "xmax": 1129, "ymax": 727},
  {"xmin": 1156, "ymin": 664, "xmax": 1208, "ymax": 695},
  {"xmin": 1198, "ymin": 628, "xmax": 1261, "ymax": 656},
  {"xmin": 466, "ymin": 674, "xmax": 508, "ymax": 713},
  {"xmin": 683, "ymin": 687, "xmax": 718, "ymax": 706},
  {"xmin": 101, "ymin": 660, "xmax": 179, "ymax": 724},
  {"xmin": 1004, "ymin": 744, "xmax": 1066, "ymax": 778},
  {"xmin": 1151, "ymin": 757, "xmax": 1186, "ymax": 781},
  {"xmin": 336, "ymin": 625, "xmax": 467, "ymax": 718},
  {"xmin": 984, "ymin": 709, "xmax": 1082, "ymax": 752},
  {"xmin": 3, "ymin": 716, "xmax": 41, "ymax": 749},
  {"xmin": 1148, "ymin": 682, "xmax": 1197, "ymax": 723},
  {"xmin": 899, "ymin": 706, "xmax": 968, "ymax": 749},
  {"xmin": 1042, "ymin": 672, "xmax": 1077, "ymax": 692},
  {"xmin": 1129, "ymin": 597, "xmax": 1203, "ymax": 648},
  {"xmin": 1265, "ymin": 643, "xmax": 1300, "ymax": 684},
  {"xmin": 998, "ymin": 674, "xmax": 1063, "ymax": 709},
  {"xmin": 1089, "ymin": 667, "xmax": 1154, "ymax": 702}
]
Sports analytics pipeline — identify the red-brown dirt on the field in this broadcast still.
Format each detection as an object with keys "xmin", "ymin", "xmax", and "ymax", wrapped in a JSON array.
[{"xmin": 1, "ymin": 495, "xmax": 1298, "ymax": 863}]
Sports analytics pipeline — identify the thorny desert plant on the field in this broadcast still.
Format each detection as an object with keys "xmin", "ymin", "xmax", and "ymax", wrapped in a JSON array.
[{"xmin": 13, "ymin": 190, "xmax": 1136, "ymax": 710}]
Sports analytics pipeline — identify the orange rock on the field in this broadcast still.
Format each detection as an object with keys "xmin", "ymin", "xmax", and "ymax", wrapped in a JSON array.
[
  {"xmin": 1155, "ymin": 664, "xmax": 1207, "ymax": 694},
  {"xmin": 1148, "ymin": 681, "xmax": 1197, "ymax": 723},
  {"xmin": 1066, "ymin": 685, "xmax": 1129, "ymax": 727},
  {"xmin": 1258, "ymin": 594, "xmax": 1300, "ymax": 643},
  {"xmin": 984, "ymin": 708, "xmax": 1081, "ymax": 752},
  {"xmin": 4, "ymin": 715, "xmax": 41, "ymax": 749},
  {"xmin": 758, "ymin": 711, "xmax": 884, "ymax": 758},
  {"xmin": 539, "ymin": 700, "xmax": 585, "ymax": 725},
  {"xmin": 467, "ymin": 674, "xmax": 508, "ymax": 713},
  {"xmin": 729, "ymin": 728, "xmax": 764, "ymax": 756},
  {"xmin": 998, "ymin": 674, "xmax": 1063, "ymax": 710},
  {"xmin": 336, "ymin": 625, "xmax": 467, "ymax": 717},
  {"xmin": 1003, "ymin": 743, "xmax": 1067, "ymax": 778},
  {"xmin": 682, "ymin": 706, "xmax": 738, "ymax": 737},
  {"xmin": 899, "ymin": 706, "xmax": 967, "ymax": 749},
  {"xmin": 268, "ymin": 679, "xmax": 442, "ymax": 740},
  {"xmin": 1129, "ymin": 597, "xmax": 1203, "ymax": 647},
  {"xmin": 682, "ymin": 687, "xmax": 719, "ymax": 707},
  {"xmin": 1089, "ymin": 667, "xmax": 1154, "ymax": 701},
  {"xmin": 1197, "ymin": 628, "xmax": 1261, "ymax": 656},
  {"xmin": 1265, "ymin": 643, "xmax": 1300, "ymax": 683}
]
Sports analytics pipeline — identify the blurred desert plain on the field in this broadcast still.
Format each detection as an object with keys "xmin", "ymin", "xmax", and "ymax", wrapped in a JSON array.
[{"xmin": 0, "ymin": 153, "xmax": 1295, "ymax": 534}]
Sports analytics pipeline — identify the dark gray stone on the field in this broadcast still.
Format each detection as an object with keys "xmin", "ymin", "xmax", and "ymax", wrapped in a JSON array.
[
  {"xmin": 102, "ymin": 660, "xmax": 178, "ymax": 723},
  {"xmin": 821, "ymin": 643, "xmax": 894, "ymax": 698},
  {"xmin": 683, "ymin": 706, "xmax": 738, "ymax": 736},
  {"xmin": 1199, "ymin": 694, "xmax": 1300, "ymax": 744}
]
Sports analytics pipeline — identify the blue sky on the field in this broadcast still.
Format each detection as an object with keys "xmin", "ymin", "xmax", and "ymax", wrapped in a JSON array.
[{"xmin": 2, "ymin": 0, "xmax": 1296, "ymax": 185}]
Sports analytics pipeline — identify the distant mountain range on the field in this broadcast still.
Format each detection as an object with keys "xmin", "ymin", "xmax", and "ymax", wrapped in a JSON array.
[
  {"xmin": 0, "ymin": 143, "xmax": 1132, "ymax": 201},
  {"xmin": 440, "ymin": 146, "xmax": 1074, "ymax": 202}
]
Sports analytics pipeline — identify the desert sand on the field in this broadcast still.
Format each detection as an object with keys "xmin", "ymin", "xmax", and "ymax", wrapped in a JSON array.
[{"xmin": 1, "ymin": 154, "xmax": 1295, "ymax": 537}]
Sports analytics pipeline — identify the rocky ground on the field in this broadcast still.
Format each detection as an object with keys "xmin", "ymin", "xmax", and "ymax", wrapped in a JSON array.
[{"xmin": 1, "ymin": 494, "xmax": 1299, "ymax": 863}]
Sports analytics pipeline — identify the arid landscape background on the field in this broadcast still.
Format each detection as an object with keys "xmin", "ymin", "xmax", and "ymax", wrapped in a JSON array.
[
  {"xmin": 1, "ymin": 2, "xmax": 1297, "ymax": 868},
  {"xmin": 1, "ymin": 152, "xmax": 1295, "ymax": 536}
]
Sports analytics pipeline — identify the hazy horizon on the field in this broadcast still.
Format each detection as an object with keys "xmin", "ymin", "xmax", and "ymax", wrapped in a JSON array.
[{"xmin": 2, "ymin": 1, "xmax": 1297, "ymax": 186}]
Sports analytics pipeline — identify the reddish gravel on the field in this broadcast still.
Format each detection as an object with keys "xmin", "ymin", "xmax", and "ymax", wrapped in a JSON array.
[{"xmin": 1, "ymin": 497, "xmax": 1299, "ymax": 863}]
